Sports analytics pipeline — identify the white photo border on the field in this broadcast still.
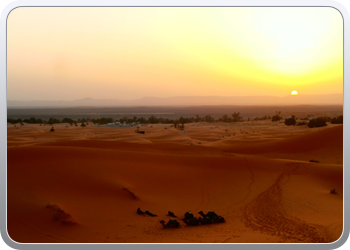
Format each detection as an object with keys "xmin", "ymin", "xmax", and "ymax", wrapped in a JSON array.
[{"xmin": 1, "ymin": 1, "xmax": 349, "ymax": 249}]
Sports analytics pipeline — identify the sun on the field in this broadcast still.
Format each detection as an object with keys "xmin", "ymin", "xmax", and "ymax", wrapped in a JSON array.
[{"xmin": 291, "ymin": 90, "xmax": 298, "ymax": 95}]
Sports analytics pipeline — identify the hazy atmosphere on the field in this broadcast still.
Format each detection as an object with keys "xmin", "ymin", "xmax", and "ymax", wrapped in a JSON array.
[
  {"xmin": 7, "ymin": 7, "xmax": 343, "ymax": 244},
  {"xmin": 7, "ymin": 7, "xmax": 343, "ymax": 103}
]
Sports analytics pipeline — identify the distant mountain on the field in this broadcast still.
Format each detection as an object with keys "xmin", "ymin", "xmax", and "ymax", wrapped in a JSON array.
[{"xmin": 7, "ymin": 93, "xmax": 343, "ymax": 108}]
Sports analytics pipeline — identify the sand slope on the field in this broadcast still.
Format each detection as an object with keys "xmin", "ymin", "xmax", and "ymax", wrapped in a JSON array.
[{"xmin": 7, "ymin": 122, "xmax": 343, "ymax": 243}]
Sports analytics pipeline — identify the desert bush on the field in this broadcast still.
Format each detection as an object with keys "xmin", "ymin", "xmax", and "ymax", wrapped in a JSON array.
[
  {"xmin": 307, "ymin": 117, "xmax": 327, "ymax": 128},
  {"xmin": 272, "ymin": 111, "xmax": 282, "ymax": 122},
  {"xmin": 330, "ymin": 188, "xmax": 337, "ymax": 194},
  {"xmin": 47, "ymin": 117, "xmax": 60, "ymax": 125},
  {"xmin": 309, "ymin": 159, "xmax": 320, "ymax": 163},
  {"xmin": 23, "ymin": 117, "xmax": 43, "ymax": 124},
  {"xmin": 232, "ymin": 112, "xmax": 243, "ymax": 122},
  {"xmin": 7, "ymin": 118, "xmax": 22, "ymax": 124},
  {"xmin": 331, "ymin": 115, "xmax": 343, "ymax": 124},
  {"xmin": 62, "ymin": 117, "xmax": 75, "ymax": 124},
  {"xmin": 271, "ymin": 115, "xmax": 280, "ymax": 121},
  {"xmin": 285, "ymin": 116, "xmax": 296, "ymax": 126}
]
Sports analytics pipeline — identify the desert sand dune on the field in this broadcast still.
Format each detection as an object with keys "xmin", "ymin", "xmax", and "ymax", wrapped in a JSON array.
[
  {"xmin": 205, "ymin": 124, "xmax": 343, "ymax": 164},
  {"xmin": 7, "ymin": 122, "xmax": 343, "ymax": 243}
]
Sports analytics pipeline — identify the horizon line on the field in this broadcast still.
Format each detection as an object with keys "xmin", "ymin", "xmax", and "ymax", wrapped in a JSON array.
[{"xmin": 7, "ymin": 92, "xmax": 344, "ymax": 102}]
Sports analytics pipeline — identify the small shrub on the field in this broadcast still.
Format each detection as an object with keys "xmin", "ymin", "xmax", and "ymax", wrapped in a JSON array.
[
  {"xmin": 285, "ymin": 116, "xmax": 296, "ymax": 126},
  {"xmin": 330, "ymin": 188, "xmax": 337, "ymax": 194},
  {"xmin": 50, "ymin": 127, "xmax": 55, "ymax": 132},
  {"xmin": 271, "ymin": 115, "xmax": 281, "ymax": 122},
  {"xmin": 272, "ymin": 111, "xmax": 282, "ymax": 122},
  {"xmin": 331, "ymin": 115, "xmax": 343, "ymax": 124},
  {"xmin": 309, "ymin": 159, "xmax": 320, "ymax": 163},
  {"xmin": 308, "ymin": 117, "xmax": 327, "ymax": 128}
]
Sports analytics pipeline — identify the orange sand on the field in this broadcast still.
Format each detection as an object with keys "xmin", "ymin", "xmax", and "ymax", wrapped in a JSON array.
[{"xmin": 7, "ymin": 121, "xmax": 343, "ymax": 243}]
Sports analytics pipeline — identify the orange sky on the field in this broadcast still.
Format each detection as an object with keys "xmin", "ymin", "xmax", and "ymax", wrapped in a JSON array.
[{"xmin": 7, "ymin": 7, "xmax": 343, "ymax": 101}]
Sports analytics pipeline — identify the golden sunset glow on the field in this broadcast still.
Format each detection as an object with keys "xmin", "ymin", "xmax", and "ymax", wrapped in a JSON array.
[
  {"xmin": 7, "ymin": 7, "xmax": 343, "ymax": 101},
  {"xmin": 291, "ymin": 91, "xmax": 298, "ymax": 95}
]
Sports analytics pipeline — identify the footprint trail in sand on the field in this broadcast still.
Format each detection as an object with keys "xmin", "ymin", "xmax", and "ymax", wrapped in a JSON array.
[{"xmin": 243, "ymin": 163, "xmax": 330, "ymax": 243}]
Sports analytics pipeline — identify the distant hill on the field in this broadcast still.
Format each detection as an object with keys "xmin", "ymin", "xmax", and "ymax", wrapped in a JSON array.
[{"xmin": 7, "ymin": 93, "xmax": 343, "ymax": 108}]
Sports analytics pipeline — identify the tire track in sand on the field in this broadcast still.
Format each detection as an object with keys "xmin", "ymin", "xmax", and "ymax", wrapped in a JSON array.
[{"xmin": 242, "ymin": 162, "xmax": 330, "ymax": 243}]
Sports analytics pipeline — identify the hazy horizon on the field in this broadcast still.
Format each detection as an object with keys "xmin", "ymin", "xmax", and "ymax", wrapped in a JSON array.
[
  {"xmin": 7, "ymin": 93, "xmax": 343, "ymax": 108},
  {"xmin": 7, "ymin": 92, "xmax": 344, "ymax": 102}
]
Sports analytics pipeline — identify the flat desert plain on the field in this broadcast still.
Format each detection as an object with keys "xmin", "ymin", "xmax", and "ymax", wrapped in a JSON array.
[{"xmin": 7, "ymin": 121, "xmax": 343, "ymax": 243}]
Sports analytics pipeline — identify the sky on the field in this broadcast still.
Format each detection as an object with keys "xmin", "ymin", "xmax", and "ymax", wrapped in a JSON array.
[{"xmin": 7, "ymin": 7, "xmax": 343, "ymax": 101}]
